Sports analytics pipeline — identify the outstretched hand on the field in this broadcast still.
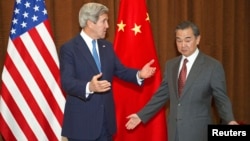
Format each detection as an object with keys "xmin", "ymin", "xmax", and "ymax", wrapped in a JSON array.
[
  {"xmin": 125, "ymin": 114, "xmax": 141, "ymax": 130},
  {"xmin": 89, "ymin": 73, "xmax": 111, "ymax": 93},
  {"xmin": 139, "ymin": 59, "xmax": 156, "ymax": 79},
  {"xmin": 228, "ymin": 121, "xmax": 238, "ymax": 125}
]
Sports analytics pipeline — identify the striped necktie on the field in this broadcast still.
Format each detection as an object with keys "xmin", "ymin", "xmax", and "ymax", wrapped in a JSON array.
[
  {"xmin": 92, "ymin": 40, "xmax": 101, "ymax": 72},
  {"xmin": 178, "ymin": 58, "xmax": 188, "ymax": 96}
]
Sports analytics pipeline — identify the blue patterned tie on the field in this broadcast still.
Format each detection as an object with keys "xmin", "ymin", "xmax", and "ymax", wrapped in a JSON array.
[{"xmin": 92, "ymin": 40, "xmax": 101, "ymax": 72}]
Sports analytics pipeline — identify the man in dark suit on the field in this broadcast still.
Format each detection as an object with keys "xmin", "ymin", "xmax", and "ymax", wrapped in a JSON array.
[
  {"xmin": 125, "ymin": 21, "xmax": 238, "ymax": 141},
  {"xmin": 59, "ymin": 2, "xmax": 156, "ymax": 141}
]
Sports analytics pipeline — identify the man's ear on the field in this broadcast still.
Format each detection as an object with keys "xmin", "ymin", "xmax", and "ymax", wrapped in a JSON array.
[
  {"xmin": 196, "ymin": 35, "xmax": 201, "ymax": 45},
  {"xmin": 86, "ymin": 20, "xmax": 94, "ymax": 28}
]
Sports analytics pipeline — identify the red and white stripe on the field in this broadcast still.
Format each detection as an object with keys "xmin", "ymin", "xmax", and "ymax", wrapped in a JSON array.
[{"xmin": 0, "ymin": 20, "xmax": 65, "ymax": 140}]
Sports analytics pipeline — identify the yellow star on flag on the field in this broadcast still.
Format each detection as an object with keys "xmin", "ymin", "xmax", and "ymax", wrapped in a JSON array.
[
  {"xmin": 146, "ymin": 13, "xmax": 150, "ymax": 22},
  {"xmin": 117, "ymin": 20, "xmax": 126, "ymax": 32},
  {"xmin": 131, "ymin": 23, "xmax": 141, "ymax": 35}
]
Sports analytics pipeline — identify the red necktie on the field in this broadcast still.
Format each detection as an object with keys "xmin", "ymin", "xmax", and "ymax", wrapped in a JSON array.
[{"xmin": 178, "ymin": 58, "xmax": 188, "ymax": 96}]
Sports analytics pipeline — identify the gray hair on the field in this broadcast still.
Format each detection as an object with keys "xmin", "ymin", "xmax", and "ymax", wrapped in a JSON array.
[
  {"xmin": 79, "ymin": 2, "xmax": 109, "ymax": 28},
  {"xmin": 175, "ymin": 21, "xmax": 200, "ymax": 37}
]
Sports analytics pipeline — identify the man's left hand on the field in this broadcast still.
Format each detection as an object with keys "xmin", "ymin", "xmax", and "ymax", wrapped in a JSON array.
[{"xmin": 139, "ymin": 59, "xmax": 156, "ymax": 79}]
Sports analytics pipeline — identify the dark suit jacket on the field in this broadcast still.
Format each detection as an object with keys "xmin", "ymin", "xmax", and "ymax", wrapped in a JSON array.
[
  {"xmin": 138, "ymin": 51, "xmax": 235, "ymax": 141},
  {"xmin": 59, "ymin": 34, "xmax": 138, "ymax": 140}
]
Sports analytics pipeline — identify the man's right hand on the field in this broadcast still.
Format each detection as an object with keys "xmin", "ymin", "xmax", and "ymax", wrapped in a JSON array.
[
  {"xmin": 89, "ymin": 73, "xmax": 111, "ymax": 93},
  {"xmin": 126, "ymin": 114, "xmax": 141, "ymax": 130}
]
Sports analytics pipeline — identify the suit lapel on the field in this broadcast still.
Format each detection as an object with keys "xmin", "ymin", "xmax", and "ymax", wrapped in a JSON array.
[
  {"xmin": 180, "ymin": 52, "xmax": 204, "ymax": 98},
  {"xmin": 173, "ymin": 57, "xmax": 182, "ymax": 99},
  {"xmin": 97, "ymin": 40, "xmax": 107, "ymax": 73},
  {"xmin": 75, "ymin": 35, "xmax": 100, "ymax": 73}
]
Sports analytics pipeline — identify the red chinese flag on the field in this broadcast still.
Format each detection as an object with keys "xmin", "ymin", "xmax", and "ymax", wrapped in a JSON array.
[{"xmin": 113, "ymin": 0, "xmax": 167, "ymax": 141}]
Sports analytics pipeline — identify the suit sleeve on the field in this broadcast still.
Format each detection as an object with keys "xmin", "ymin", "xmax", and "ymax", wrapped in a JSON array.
[
  {"xmin": 111, "ymin": 47, "xmax": 138, "ymax": 83},
  {"xmin": 211, "ymin": 62, "xmax": 235, "ymax": 123},
  {"xmin": 137, "ymin": 65, "xmax": 169, "ymax": 123},
  {"xmin": 59, "ymin": 44, "xmax": 88, "ymax": 101}
]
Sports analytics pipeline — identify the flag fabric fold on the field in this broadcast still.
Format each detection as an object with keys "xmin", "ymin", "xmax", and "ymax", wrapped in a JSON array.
[
  {"xmin": 113, "ymin": 0, "xmax": 167, "ymax": 140},
  {"xmin": 0, "ymin": 0, "xmax": 65, "ymax": 140}
]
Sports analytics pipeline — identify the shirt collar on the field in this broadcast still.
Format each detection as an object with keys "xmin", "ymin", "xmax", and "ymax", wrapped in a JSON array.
[
  {"xmin": 80, "ymin": 30, "xmax": 94, "ymax": 49},
  {"xmin": 181, "ymin": 48, "xmax": 199, "ymax": 64}
]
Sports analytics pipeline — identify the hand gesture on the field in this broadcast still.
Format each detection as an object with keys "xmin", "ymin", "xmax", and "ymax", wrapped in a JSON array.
[
  {"xmin": 228, "ymin": 121, "xmax": 238, "ymax": 125},
  {"xmin": 138, "ymin": 59, "xmax": 156, "ymax": 79},
  {"xmin": 89, "ymin": 73, "xmax": 111, "ymax": 92},
  {"xmin": 125, "ymin": 114, "xmax": 141, "ymax": 130}
]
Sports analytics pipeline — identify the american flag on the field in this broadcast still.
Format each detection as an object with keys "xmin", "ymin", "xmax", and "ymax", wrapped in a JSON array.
[{"xmin": 0, "ymin": 0, "xmax": 65, "ymax": 140}]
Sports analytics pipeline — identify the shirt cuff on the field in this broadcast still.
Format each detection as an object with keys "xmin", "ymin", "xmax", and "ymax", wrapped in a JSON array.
[
  {"xmin": 136, "ymin": 71, "xmax": 143, "ymax": 85},
  {"xmin": 86, "ymin": 82, "xmax": 94, "ymax": 98}
]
